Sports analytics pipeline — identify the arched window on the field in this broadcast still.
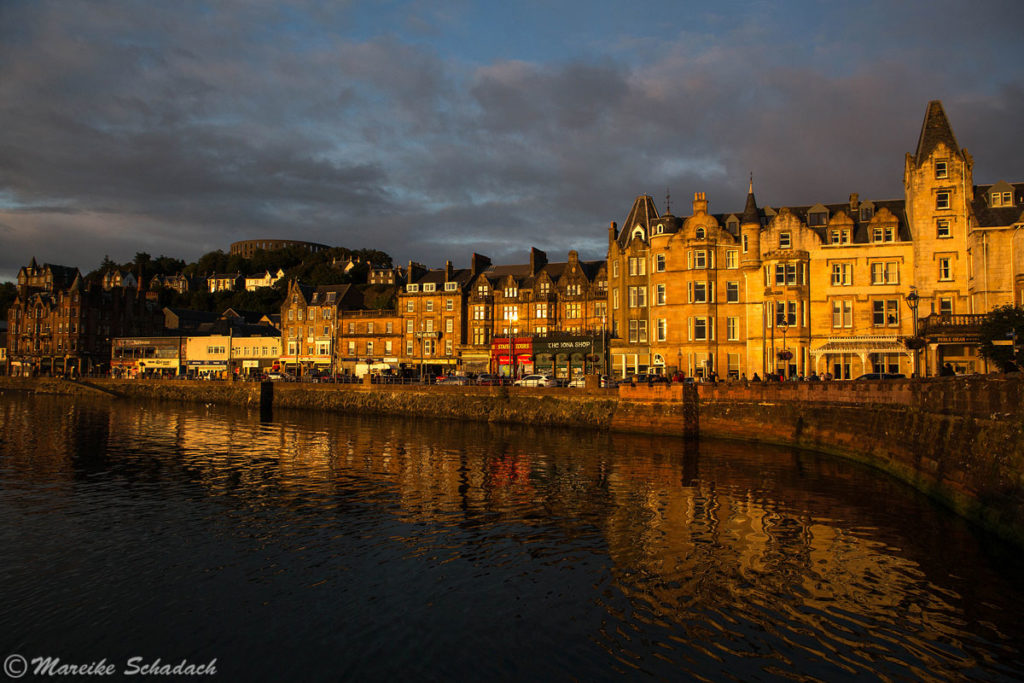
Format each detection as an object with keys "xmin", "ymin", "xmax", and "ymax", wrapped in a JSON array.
[
  {"xmin": 656, "ymin": 224, "xmax": 664, "ymax": 234},
  {"xmin": 695, "ymin": 227, "xmax": 706, "ymax": 239},
  {"xmin": 631, "ymin": 225, "xmax": 646, "ymax": 241},
  {"xmin": 653, "ymin": 354, "xmax": 665, "ymax": 366}
]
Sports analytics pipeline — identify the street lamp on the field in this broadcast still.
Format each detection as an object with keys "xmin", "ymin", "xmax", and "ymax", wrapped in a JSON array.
[
  {"xmin": 905, "ymin": 288, "xmax": 921, "ymax": 376},
  {"xmin": 777, "ymin": 320, "xmax": 790, "ymax": 379}
]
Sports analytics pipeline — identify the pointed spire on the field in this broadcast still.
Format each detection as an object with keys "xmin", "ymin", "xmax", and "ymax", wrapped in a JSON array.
[
  {"xmin": 915, "ymin": 100, "xmax": 960, "ymax": 164},
  {"xmin": 741, "ymin": 176, "xmax": 760, "ymax": 225},
  {"xmin": 665, "ymin": 187, "xmax": 671, "ymax": 214}
]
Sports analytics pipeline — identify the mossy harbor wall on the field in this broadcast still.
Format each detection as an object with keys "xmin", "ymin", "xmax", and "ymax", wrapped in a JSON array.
[{"xmin": 2, "ymin": 375, "xmax": 1023, "ymax": 546}]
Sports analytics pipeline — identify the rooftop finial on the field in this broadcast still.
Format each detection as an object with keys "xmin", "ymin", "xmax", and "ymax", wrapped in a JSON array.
[{"xmin": 749, "ymin": 172, "xmax": 753, "ymax": 194}]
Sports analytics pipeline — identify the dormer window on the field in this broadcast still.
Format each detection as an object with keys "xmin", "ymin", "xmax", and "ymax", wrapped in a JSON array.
[
  {"xmin": 808, "ymin": 211, "xmax": 827, "ymax": 227},
  {"xmin": 444, "ymin": 282, "xmax": 457, "ymax": 291},
  {"xmin": 860, "ymin": 206, "xmax": 873, "ymax": 221},
  {"xmin": 656, "ymin": 224, "xmax": 664, "ymax": 235},
  {"xmin": 727, "ymin": 219, "xmax": 738, "ymax": 233},
  {"xmin": 407, "ymin": 284, "xmax": 419, "ymax": 292},
  {"xmin": 779, "ymin": 232, "xmax": 792, "ymax": 249},
  {"xmin": 935, "ymin": 161, "xmax": 948, "ymax": 179},
  {"xmin": 872, "ymin": 226, "xmax": 895, "ymax": 243},
  {"xmin": 423, "ymin": 283, "xmax": 436, "ymax": 292},
  {"xmin": 695, "ymin": 227, "xmax": 705, "ymax": 239},
  {"xmin": 992, "ymin": 191, "xmax": 1014, "ymax": 208},
  {"xmin": 631, "ymin": 225, "xmax": 646, "ymax": 240}
]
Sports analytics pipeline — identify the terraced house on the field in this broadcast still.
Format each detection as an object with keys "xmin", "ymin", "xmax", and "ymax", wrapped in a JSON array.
[
  {"xmin": 607, "ymin": 100, "xmax": 1024, "ymax": 379},
  {"xmin": 279, "ymin": 281, "xmax": 362, "ymax": 376}
]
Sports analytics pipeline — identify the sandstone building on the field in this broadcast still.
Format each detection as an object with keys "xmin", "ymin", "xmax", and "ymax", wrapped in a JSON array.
[{"xmin": 607, "ymin": 101, "xmax": 1022, "ymax": 378}]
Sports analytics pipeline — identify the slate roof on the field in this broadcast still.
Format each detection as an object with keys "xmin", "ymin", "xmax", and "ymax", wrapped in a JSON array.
[
  {"xmin": 971, "ymin": 182, "xmax": 1024, "ymax": 227},
  {"xmin": 915, "ymin": 100, "xmax": 961, "ymax": 165}
]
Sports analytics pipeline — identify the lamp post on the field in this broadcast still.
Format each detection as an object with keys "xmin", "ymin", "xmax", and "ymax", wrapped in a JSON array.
[
  {"xmin": 777, "ymin": 320, "xmax": 790, "ymax": 379},
  {"xmin": 906, "ymin": 288, "xmax": 921, "ymax": 377}
]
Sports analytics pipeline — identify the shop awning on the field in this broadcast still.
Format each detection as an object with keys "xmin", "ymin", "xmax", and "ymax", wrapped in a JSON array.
[{"xmin": 810, "ymin": 337, "xmax": 909, "ymax": 356}]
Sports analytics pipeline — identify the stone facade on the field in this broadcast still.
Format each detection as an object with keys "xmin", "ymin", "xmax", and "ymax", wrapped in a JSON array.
[{"xmin": 607, "ymin": 100, "xmax": 1023, "ymax": 379}]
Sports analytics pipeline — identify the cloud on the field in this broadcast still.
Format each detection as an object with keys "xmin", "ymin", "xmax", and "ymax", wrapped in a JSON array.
[{"xmin": 0, "ymin": 0, "xmax": 1022, "ymax": 281}]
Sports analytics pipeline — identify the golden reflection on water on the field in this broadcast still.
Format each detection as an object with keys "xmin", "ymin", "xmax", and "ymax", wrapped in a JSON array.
[{"xmin": 1, "ymin": 395, "xmax": 1021, "ymax": 680}]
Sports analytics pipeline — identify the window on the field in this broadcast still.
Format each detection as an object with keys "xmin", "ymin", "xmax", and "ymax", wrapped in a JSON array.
[
  {"xmin": 406, "ymin": 341, "xmax": 414, "ymax": 355},
  {"xmin": 831, "ymin": 263, "xmax": 852, "ymax": 286},
  {"xmin": 473, "ymin": 305, "xmax": 488, "ymax": 320},
  {"xmin": 348, "ymin": 341, "xmax": 356, "ymax": 355},
  {"xmin": 445, "ymin": 339, "xmax": 453, "ymax": 356},
  {"xmin": 870, "ymin": 262, "xmax": 898, "ymax": 285},
  {"xmin": 873, "ymin": 299, "xmax": 899, "ymax": 327},
  {"xmin": 386, "ymin": 322, "xmax": 393, "ymax": 333},
  {"xmin": 348, "ymin": 322, "xmax": 356, "ymax": 333},
  {"xmin": 775, "ymin": 301, "xmax": 797, "ymax": 326},
  {"xmin": 445, "ymin": 282, "xmax": 457, "ymax": 292},
  {"xmin": 538, "ymin": 281, "xmax": 550, "ymax": 294},
  {"xmin": 566, "ymin": 303, "xmax": 582, "ymax": 319},
  {"xmin": 613, "ymin": 289, "xmax": 619, "ymax": 310},
  {"xmin": 726, "ymin": 251, "xmax": 738, "ymax": 269},
  {"xmin": 726, "ymin": 282, "xmax": 739, "ymax": 302},
  {"xmin": 423, "ymin": 283, "xmax": 436, "ymax": 292},
  {"xmin": 628, "ymin": 286, "xmax": 647, "ymax": 308},
  {"xmin": 366, "ymin": 341, "xmax": 374, "ymax": 355},
  {"xmin": 808, "ymin": 212, "xmax": 827, "ymax": 227},
  {"xmin": 727, "ymin": 220, "xmax": 738, "ymax": 233},
  {"xmin": 774, "ymin": 263, "xmax": 799, "ymax": 286},
  {"xmin": 692, "ymin": 251, "xmax": 707, "ymax": 269},
  {"xmin": 446, "ymin": 299, "xmax": 454, "ymax": 311},
  {"xmin": 655, "ymin": 254, "xmax": 666, "ymax": 272},
  {"xmin": 503, "ymin": 306, "xmax": 518, "ymax": 321},
  {"xmin": 655, "ymin": 284, "xmax": 666, "ymax": 306},
  {"xmin": 595, "ymin": 302, "xmax": 607, "ymax": 319},
  {"xmin": 872, "ymin": 226, "xmax": 895, "ymax": 242},
  {"xmin": 445, "ymin": 318, "xmax": 453, "ymax": 333},
  {"xmin": 425, "ymin": 319, "xmax": 434, "ymax": 333},
  {"xmin": 477, "ymin": 283, "xmax": 490, "ymax": 296},
  {"xmin": 830, "ymin": 229, "xmax": 850, "ymax": 244},
  {"xmin": 939, "ymin": 297, "xmax": 953, "ymax": 316},
  {"xmin": 407, "ymin": 284, "xmax": 419, "ymax": 292},
  {"xmin": 938, "ymin": 257, "xmax": 952, "ymax": 281},
  {"xmin": 406, "ymin": 320, "xmax": 413, "ymax": 333},
  {"xmin": 472, "ymin": 328, "xmax": 489, "ymax": 345},
  {"xmin": 628, "ymin": 257, "xmax": 646, "ymax": 276},
  {"xmin": 935, "ymin": 161, "xmax": 948, "ymax": 179},
  {"xmin": 385, "ymin": 340, "xmax": 393, "ymax": 354},
  {"xmin": 742, "ymin": 234, "xmax": 749, "ymax": 253},
  {"xmin": 628, "ymin": 320, "xmax": 648, "ymax": 343},
  {"xmin": 657, "ymin": 318, "xmax": 667, "ymax": 342},
  {"xmin": 937, "ymin": 219, "xmax": 951, "ymax": 238},
  {"xmin": 535, "ymin": 303, "xmax": 548, "ymax": 318},
  {"xmin": 406, "ymin": 300, "xmax": 414, "ymax": 312},
  {"xmin": 860, "ymin": 206, "xmax": 873, "ymax": 221},
  {"xmin": 936, "ymin": 192, "xmax": 950, "ymax": 210},
  {"xmin": 504, "ymin": 286, "xmax": 518, "ymax": 298},
  {"xmin": 297, "ymin": 310, "xmax": 304, "ymax": 321},
  {"xmin": 727, "ymin": 317, "xmax": 739, "ymax": 341},
  {"xmin": 692, "ymin": 317, "xmax": 708, "ymax": 341},
  {"xmin": 425, "ymin": 300, "xmax": 434, "ymax": 312},
  {"xmin": 565, "ymin": 284, "xmax": 582, "ymax": 296},
  {"xmin": 423, "ymin": 339, "xmax": 435, "ymax": 356},
  {"xmin": 689, "ymin": 281, "xmax": 709, "ymax": 303},
  {"xmin": 695, "ymin": 227, "xmax": 706, "ymax": 239},
  {"xmin": 779, "ymin": 232, "xmax": 792, "ymax": 249},
  {"xmin": 612, "ymin": 261, "xmax": 619, "ymax": 278}
]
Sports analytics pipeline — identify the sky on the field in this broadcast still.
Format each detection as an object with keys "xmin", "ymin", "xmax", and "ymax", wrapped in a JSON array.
[{"xmin": 1, "ymin": 0, "xmax": 1023, "ymax": 281}]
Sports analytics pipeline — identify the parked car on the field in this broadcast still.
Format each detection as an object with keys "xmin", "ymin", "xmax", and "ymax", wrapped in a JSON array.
[
  {"xmin": 855, "ymin": 373, "xmax": 907, "ymax": 380},
  {"xmin": 265, "ymin": 372, "xmax": 295, "ymax": 382},
  {"xmin": 513, "ymin": 374, "xmax": 558, "ymax": 387},
  {"xmin": 436, "ymin": 375, "xmax": 471, "ymax": 385}
]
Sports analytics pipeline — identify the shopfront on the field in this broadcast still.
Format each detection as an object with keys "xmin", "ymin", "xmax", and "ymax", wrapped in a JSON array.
[
  {"xmin": 533, "ymin": 333, "xmax": 606, "ymax": 380},
  {"xmin": 490, "ymin": 337, "xmax": 533, "ymax": 377}
]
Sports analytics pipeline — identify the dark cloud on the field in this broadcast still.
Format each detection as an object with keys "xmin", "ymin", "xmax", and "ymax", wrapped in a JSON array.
[{"xmin": 0, "ymin": 0, "xmax": 1022, "ymax": 281}]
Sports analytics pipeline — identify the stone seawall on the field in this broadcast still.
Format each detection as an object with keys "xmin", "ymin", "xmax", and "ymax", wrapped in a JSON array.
[{"xmin": 1, "ymin": 375, "xmax": 1022, "ymax": 545}]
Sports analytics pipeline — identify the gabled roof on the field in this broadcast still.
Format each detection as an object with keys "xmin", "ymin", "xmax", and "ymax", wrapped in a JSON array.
[
  {"xmin": 915, "ymin": 100, "xmax": 960, "ymax": 165},
  {"xmin": 617, "ymin": 195, "xmax": 660, "ymax": 247}
]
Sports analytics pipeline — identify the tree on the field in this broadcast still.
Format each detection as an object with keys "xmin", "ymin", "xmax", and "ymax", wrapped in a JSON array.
[
  {"xmin": 0, "ymin": 281, "xmax": 17, "ymax": 317},
  {"xmin": 978, "ymin": 305, "xmax": 1024, "ymax": 372}
]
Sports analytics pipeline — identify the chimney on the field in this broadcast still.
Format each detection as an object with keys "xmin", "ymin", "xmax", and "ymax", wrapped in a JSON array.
[
  {"xmin": 529, "ymin": 247, "xmax": 547, "ymax": 275},
  {"xmin": 445, "ymin": 260, "xmax": 453, "ymax": 281},
  {"xmin": 609, "ymin": 221, "xmax": 618, "ymax": 242},
  {"xmin": 849, "ymin": 193, "xmax": 859, "ymax": 212},
  {"xmin": 692, "ymin": 191, "xmax": 708, "ymax": 215}
]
